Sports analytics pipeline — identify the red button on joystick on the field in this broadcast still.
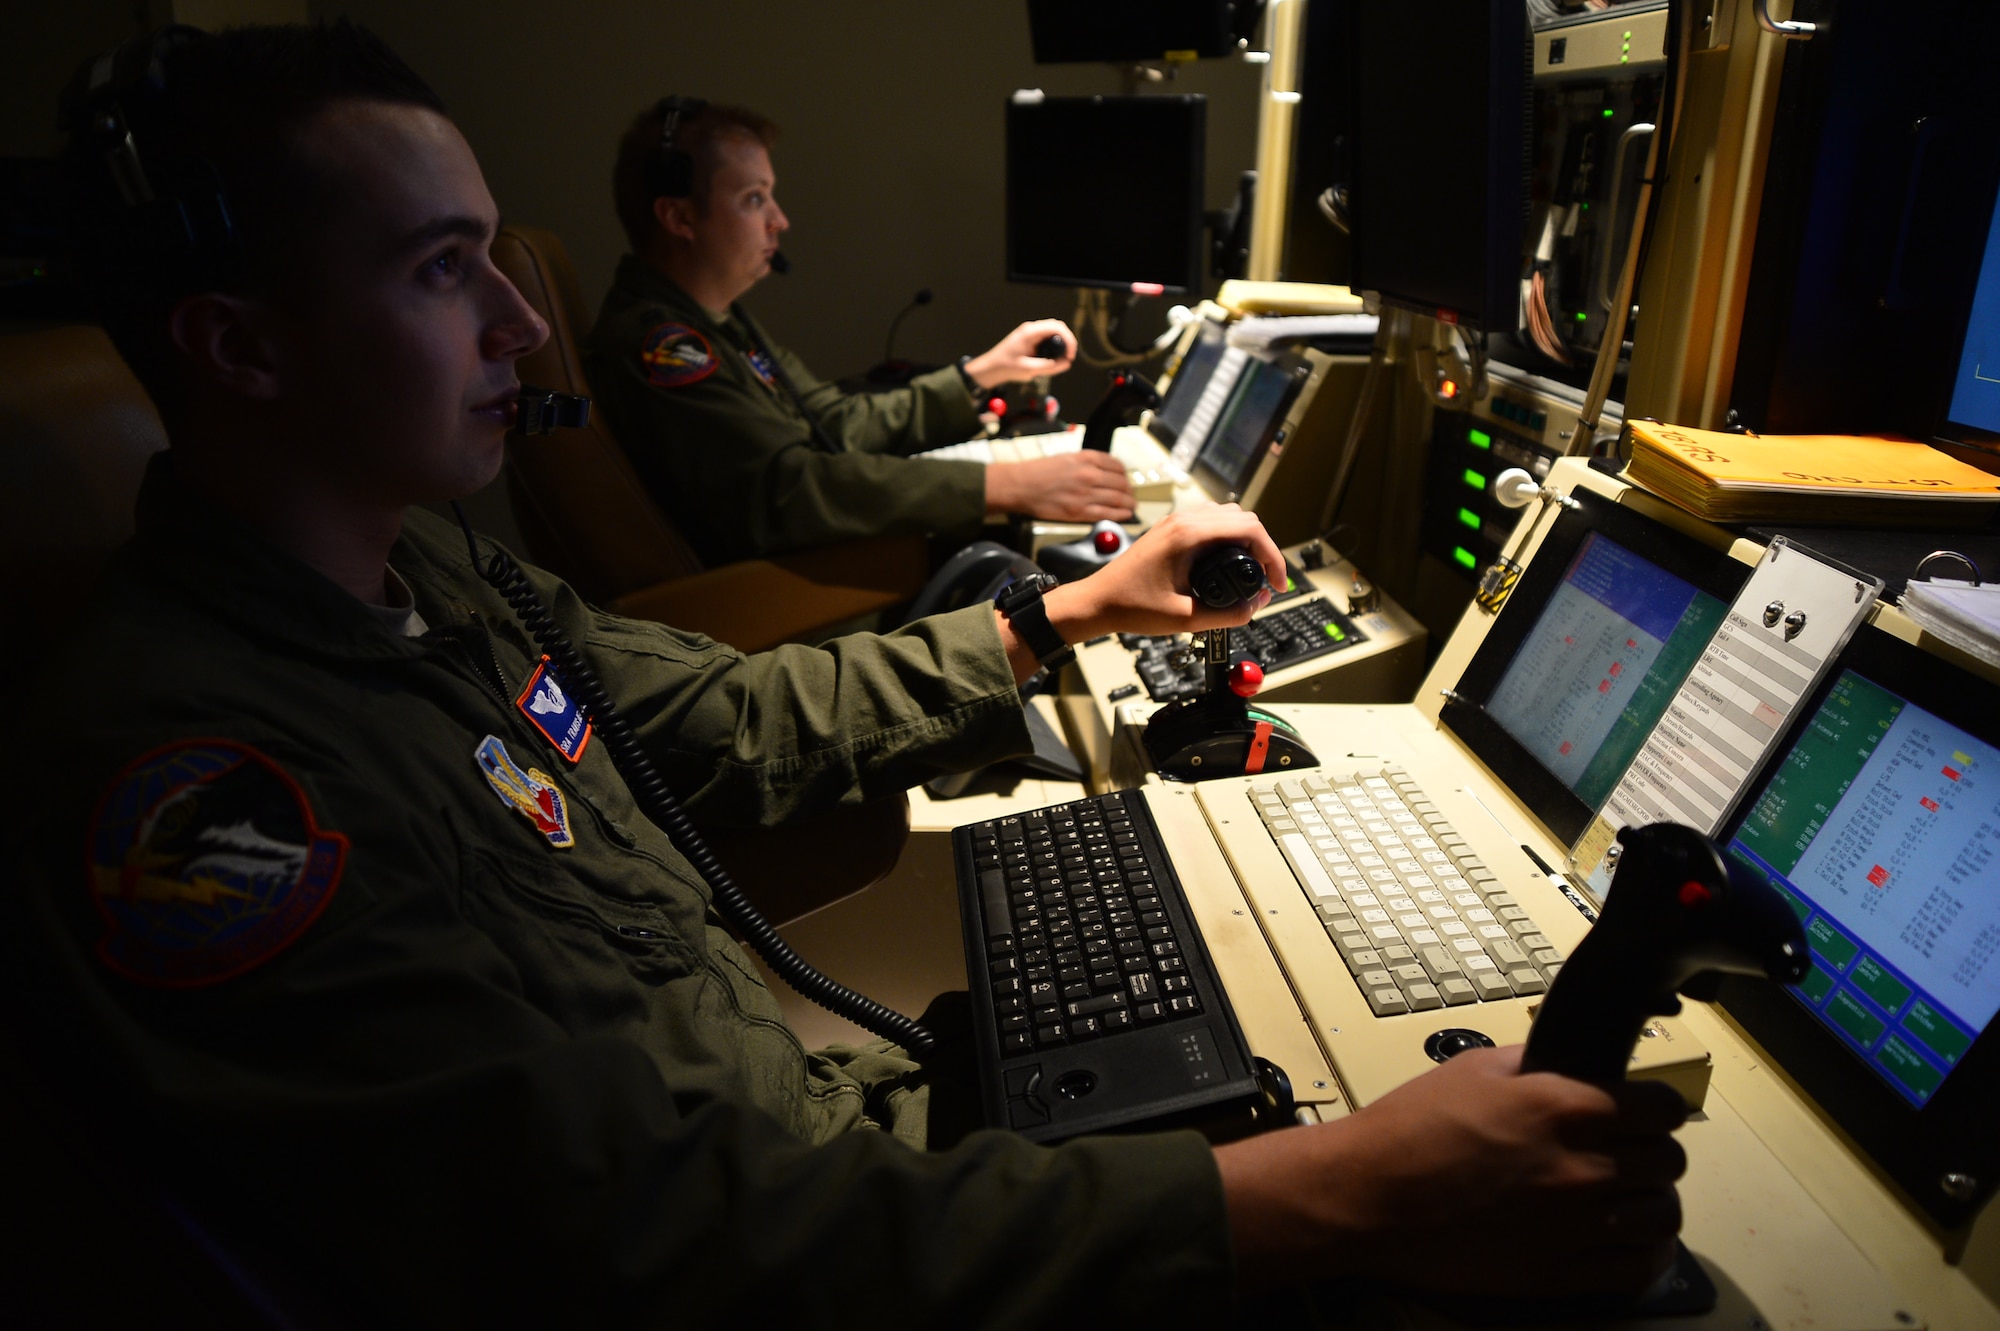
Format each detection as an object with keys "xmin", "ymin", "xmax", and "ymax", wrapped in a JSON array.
[
  {"xmin": 1093, "ymin": 527, "xmax": 1123, "ymax": 556},
  {"xmin": 1228, "ymin": 660, "xmax": 1264, "ymax": 698}
]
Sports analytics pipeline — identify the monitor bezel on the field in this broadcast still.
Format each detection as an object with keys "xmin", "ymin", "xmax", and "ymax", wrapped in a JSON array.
[
  {"xmin": 1715, "ymin": 624, "xmax": 2000, "ymax": 1232},
  {"xmin": 1003, "ymin": 94, "xmax": 1206, "ymax": 297},
  {"xmin": 1439, "ymin": 486, "xmax": 1752, "ymax": 846},
  {"xmin": 1189, "ymin": 352, "xmax": 1310, "ymax": 501}
]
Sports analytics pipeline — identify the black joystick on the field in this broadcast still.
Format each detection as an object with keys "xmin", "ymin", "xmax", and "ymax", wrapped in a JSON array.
[
  {"xmin": 1033, "ymin": 332, "xmax": 1068, "ymax": 361},
  {"xmin": 1189, "ymin": 543, "xmax": 1268, "ymax": 609},
  {"xmin": 1522, "ymin": 823, "xmax": 1810, "ymax": 1084},
  {"xmin": 1142, "ymin": 544, "xmax": 1314, "ymax": 781},
  {"xmin": 1081, "ymin": 370, "xmax": 1161, "ymax": 452},
  {"xmin": 516, "ymin": 385, "xmax": 592, "ymax": 436}
]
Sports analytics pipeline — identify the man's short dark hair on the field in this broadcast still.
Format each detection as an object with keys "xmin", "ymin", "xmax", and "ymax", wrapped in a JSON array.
[
  {"xmin": 612, "ymin": 101, "xmax": 779, "ymax": 252},
  {"xmin": 62, "ymin": 21, "xmax": 445, "ymax": 429}
]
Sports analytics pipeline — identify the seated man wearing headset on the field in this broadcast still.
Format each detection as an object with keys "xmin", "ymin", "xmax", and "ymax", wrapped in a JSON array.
[
  {"xmin": 9, "ymin": 22, "xmax": 1688, "ymax": 1325},
  {"xmin": 583, "ymin": 97, "xmax": 1136, "ymax": 566}
]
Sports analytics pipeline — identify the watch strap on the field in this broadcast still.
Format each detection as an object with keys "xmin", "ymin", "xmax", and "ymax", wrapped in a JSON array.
[{"xmin": 997, "ymin": 575, "xmax": 1075, "ymax": 671}]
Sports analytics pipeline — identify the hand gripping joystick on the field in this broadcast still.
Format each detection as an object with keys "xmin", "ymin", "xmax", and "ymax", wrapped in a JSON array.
[
  {"xmin": 1142, "ymin": 545, "xmax": 1316, "ymax": 781},
  {"xmin": 1522, "ymin": 823, "xmax": 1810, "ymax": 1083},
  {"xmin": 1081, "ymin": 370, "xmax": 1161, "ymax": 452}
]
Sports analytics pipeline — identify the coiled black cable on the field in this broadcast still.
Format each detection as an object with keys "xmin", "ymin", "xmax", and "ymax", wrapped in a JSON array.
[{"xmin": 452, "ymin": 504, "xmax": 935, "ymax": 1057}]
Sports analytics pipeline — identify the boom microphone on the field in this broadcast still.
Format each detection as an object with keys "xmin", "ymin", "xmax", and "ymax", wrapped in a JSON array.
[{"xmin": 769, "ymin": 249, "xmax": 791, "ymax": 276}]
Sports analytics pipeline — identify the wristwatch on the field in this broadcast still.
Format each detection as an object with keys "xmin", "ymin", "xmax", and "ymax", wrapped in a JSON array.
[
  {"xmin": 994, "ymin": 573, "xmax": 1075, "ymax": 671},
  {"xmin": 955, "ymin": 354, "xmax": 980, "ymax": 397}
]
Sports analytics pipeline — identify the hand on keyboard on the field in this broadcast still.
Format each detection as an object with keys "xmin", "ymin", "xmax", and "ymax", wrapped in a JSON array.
[
  {"xmin": 1216, "ymin": 1044, "xmax": 1688, "ymax": 1298},
  {"xmin": 984, "ymin": 450, "xmax": 1133, "ymax": 523}
]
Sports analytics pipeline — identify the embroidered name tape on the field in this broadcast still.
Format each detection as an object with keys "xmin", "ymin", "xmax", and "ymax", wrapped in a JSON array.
[
  {"xmin": 87, "ymin": 740, "xmax": 348, "ymax": 987},
  {"xmin": 474, "ymin": 735, "xmax": 574, "ymax": 848},
  {"xmin": 516, "ymin": 655, "xmax": 591, "ymax": 764},
  {"xmin": 640, "ymin": 321, "xmax": 716, "ymax": 388}
]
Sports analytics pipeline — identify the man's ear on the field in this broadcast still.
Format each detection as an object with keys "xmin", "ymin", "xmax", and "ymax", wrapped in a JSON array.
[
  {"xmin": 167, "ymin": 291, "xmax": 281, "ymax": 402},
  {"xmin": 653, "ymin": 195, "xmax": 699, "ymax": 245}
]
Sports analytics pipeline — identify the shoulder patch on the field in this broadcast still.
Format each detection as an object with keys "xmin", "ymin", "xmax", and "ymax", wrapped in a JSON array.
[
  {"xmin": 640, "ymin": 321, "xmax": 717, "ymax": 388},
  {"xmin": 87, "ymin": 740, "xmax": 348, "ymax": 988}
]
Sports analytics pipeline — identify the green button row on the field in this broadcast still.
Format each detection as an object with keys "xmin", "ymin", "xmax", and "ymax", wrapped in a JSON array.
[{"xmin": 1807, "ymin": 916, "xmax": 1858, "ymax": 970}]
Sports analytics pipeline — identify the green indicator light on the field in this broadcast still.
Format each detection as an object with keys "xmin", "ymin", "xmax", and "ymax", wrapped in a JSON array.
[
  {"xmin": 1453, "ymin": 546, "xmax": 1478, "ymax": 570},
  {"xmin": 1603, "ymin": 108, "xmax": 1615, "ymax": 118},
  {"xmin": 1467, "ymin": 428, "xmax": 1491, "ymax": 448},
  {"xmin": 1623, "ymin": 29, "xmax": 1632, "ymax": 37},
  {"xmin": 1323, "ymin": 623, "xmax": 1346, "ymax": 641},
  {"xmin": 1574, "ymin": 311, "xmax": 1588, "ymax": 322},
  {"xmin": 1457, "ymin": 507, "xmax": 1481, "ymax": 530},
  {"xmin": 1462, "ymin": 468, "xmax": 1487, "ymax": 490},
  {"xmin": 1621, "ymin": 53, "xmax": 1630, "ymax": 62}
]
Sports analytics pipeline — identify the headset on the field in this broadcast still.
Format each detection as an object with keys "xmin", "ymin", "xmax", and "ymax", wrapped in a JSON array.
[
  {"xmin": 60, "ymin": 24, "xmax": 241, "ymax": 296},
  {"xmin": 644, "ymin": 94, "xmax": 708, "ymax": 199}
]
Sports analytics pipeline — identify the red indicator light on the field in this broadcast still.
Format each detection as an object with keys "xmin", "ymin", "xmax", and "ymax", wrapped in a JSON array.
[
  {"xmin": 1867, "ymin": 865, "xmax": 1890, "ymax": 888},
  {"xmin": 1677, "ymin": 880, "xmax": 1712, "ymax": 908},
  {"xmin": 1921, "ymin": 796, "xmax": 1940, "ymax": 812},
  {"xmin": 1598, "ymin": 679, "xmax": 1612, "ymax": 693},
  {"xmin": 1944, "ymin": 767, "xmax": 1962, "ymax": 781},
  {"xmin": 1438, "ymin": 379, "xmax": 1460, "ymax": 400},
  {"xmin": 1130, "ymin": 282, "xmax": 1166, "ymax": 296}
]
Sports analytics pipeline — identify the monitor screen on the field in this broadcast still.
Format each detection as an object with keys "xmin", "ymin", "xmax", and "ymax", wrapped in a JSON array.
[
  {"xmin": 1026, "ymin": 0, "xmax": 1250, "ymax": 63},
  {"xmin": 1726, "ymin": 671, "xmax": 2000, "ymax": 1109},
  {"xmin": 1485, "ymin": 531, "xmax": 1730, "ymax": 813},
  {"xmin": 1192, "ymin": 355, "xmax": 1306, "ymax": 498},
  {"xmin": 1713, "ymin": 625, "xmax": 2000, "ymax": 1230},
  {"xmin": 1343, "ymin": 1, "xmax": 1527, "ymax": 325},
  {"xmin": 1439, "ymin": 487, "xmax": 1750, "ymax": 845},
  {"xmin": 1943, "ymin": 178, "xmax": 2000, "ymax": 442},
  {"xmin": 1006, "ymin": 94, "xmax": 1206, "ymax": 295},
  {"xmin": 1151, "ymin": 320, "xmax": 1232, "ymax": 447}
]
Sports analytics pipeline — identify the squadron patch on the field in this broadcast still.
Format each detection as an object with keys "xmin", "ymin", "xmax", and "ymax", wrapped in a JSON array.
[
  {"xmin": 640, "ymin": 321, "xmax": 716, "ymax": 388},
  {"xmin": 474, "ymin": 735, "xmax": 575, "ymax": 848},
  {"xmin": 515, "ymin": 655, "xmax": 592, "ymax": 764},
  {"xmin": 744, "ymin": 347, "xmax": 778, "ymax": 389},
  {"xmin": 86, "ymin": 740, "xmax": 348, "ymax": 988}
]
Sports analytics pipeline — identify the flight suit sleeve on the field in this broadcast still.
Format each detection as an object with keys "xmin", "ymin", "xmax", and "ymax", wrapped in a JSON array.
[
  {"xmin": 485, "ymin": 545, "xmax": 1032, "ymax": 827},
  {"xmin": 780, "ymin": 342, "xmax": 985, "ymax": 457},
  {"xmin": 7, "ymin": 734, "xmax": 1237, "ymax": 1328},
  {"xmin": 587, "ymin": 328, "xmax": 988, "ymax": 564}
]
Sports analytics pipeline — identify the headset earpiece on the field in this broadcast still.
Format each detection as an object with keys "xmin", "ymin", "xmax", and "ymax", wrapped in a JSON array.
[
  {"xmin": 60, "ymin": 25, "xmax": 241, "ymax": 290},
  {"xmin": 645, "ymin": 94, "xmax": 708, "ymax": 200}
]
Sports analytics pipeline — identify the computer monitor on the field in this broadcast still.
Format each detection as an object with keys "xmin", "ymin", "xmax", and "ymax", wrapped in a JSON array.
[
  {"xmin": 1150, "ymin": 320, "xmax": 1233, "ymax": 448},
  {"xmin": 1025, "ymin": 0, "xmax": 1261, "ymax": 63},
  {"xmin": 1440, "ymin": 488, "xmax": 1750, "ymax": 845},
  {"xmin": 1717, "ymin": 625, "xmax": 2000, "ymax": 1231},
  {"xmin": 1341, "ymin": 1, "xmax": 1528, "ymax": 326},
  {"xmin": 1938, "ymin": 175, "xmax": 2000, "ymax": 450},
  {"xmin": 1005, "ymin": 93, "xmax": 1206, "ymax": 296},
  {"xmin": 1191, "ymin": 353, "xmax": 1309, "ymax": 500}
]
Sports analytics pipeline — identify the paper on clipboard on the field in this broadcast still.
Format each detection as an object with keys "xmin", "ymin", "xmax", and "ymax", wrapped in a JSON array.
[{"xmin": 1568, "ymin": 537, "xmax": 1885, "ymax": 897}]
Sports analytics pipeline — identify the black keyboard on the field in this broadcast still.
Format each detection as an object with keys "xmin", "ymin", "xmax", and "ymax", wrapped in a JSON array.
[{"xmin": 955, "ymin": 791, "xmax": 1262, "ymax": 1141}]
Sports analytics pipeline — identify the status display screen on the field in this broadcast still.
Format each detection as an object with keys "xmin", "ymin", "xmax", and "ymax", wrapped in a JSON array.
[
  {"xmin": 1486, "ymin": 532, "xmax": 1728, "ymax": 810},
  {"xmin": 1727, "ymin": 672, "xmax": 2000, "ymax": 1107}
]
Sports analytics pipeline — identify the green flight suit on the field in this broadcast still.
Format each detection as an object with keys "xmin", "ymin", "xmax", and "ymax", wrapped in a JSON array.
[
  {"xmin": 584, "ymin": 257, "xmax": 990, "ymax": 566},
  {"xmin": 4, "ymin": 456, "xmax": 1233, "ymax": 1326}
]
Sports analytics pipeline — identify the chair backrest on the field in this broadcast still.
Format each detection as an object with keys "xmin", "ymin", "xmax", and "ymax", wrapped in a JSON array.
[
  {"xmin": 491, "ymin": 226, "xmax": 707, "ymax": 603},
  {"xmin": 0, "ymin": 325, "xmax": 169, "ymax": 631}
]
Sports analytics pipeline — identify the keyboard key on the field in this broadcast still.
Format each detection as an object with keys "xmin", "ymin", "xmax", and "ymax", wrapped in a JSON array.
[
  {"xmin": 1507, "ymin": 969, "xmax": 1547, "ymax": 996},
  {"xmin": 1366, "ymin": 987, "xmax": 1410, "ymax": 1017},
  {"xmin": 1359, "ymin": 969, "xmax": 1394, "ymax": 991},
  {"xmin": 1165, "ymin": 994, "xmax": 1203, "ymax": 1016},
  {"xmin": 1488, "ymin": 938, "xmax": 1530, "ymax": 970},
  {"xmin": 1471, "ymin": 972, "xmax": 1513, "ymax": 1000},
  {"xmin": 1439, "ymin": 978, "xmax": 1478, "ymax": 1006},
  {"xmin": 1404, "ymin": 982, "xmax": 1443, "ymax": 1011}
]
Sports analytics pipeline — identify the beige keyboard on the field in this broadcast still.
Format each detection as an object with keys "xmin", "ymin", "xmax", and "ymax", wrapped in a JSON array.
[{"xmin": 1247, "ymin": 768, "xmax": 1565, "ymax": 1016}]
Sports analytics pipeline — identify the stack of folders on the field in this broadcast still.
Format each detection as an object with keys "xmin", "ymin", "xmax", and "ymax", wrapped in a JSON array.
[
  {"xmin": 1901, "ymin": 579, "xmax": 2000, "ymax": 670},
  {"xmin": 1623, "ymin": 421, "xmax": 2000, "ymax": 525}
]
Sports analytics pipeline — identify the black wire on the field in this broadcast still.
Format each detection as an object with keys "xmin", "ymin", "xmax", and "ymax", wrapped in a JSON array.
[{"xmin": 450, "ymin": 503, "xmax": 935, "ymax": 1057}]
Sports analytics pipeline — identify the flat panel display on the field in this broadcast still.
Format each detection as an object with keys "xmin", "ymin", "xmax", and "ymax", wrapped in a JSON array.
[
  {"xmin": 1943, "ymin": 178, "xmax": 2000, "ymax": 442},
  {"xmin": 1150, "ymin": 320, "xmax": 1232, "ymax": 448},
  {"xmin": 1192, "ymin": 355, "xmax": 1307, "ymax": 499},
  {"xmin": 1716, "ymin": 627, "xmax": 2000, "ymax": 1230},
  {"xmin": 1005, "ymin": 95, "xmax": 1206, "ymax": 295},
  {"xmin": 1440, "ymin": 488, "xmax": 1749, "ymax": 844}
]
